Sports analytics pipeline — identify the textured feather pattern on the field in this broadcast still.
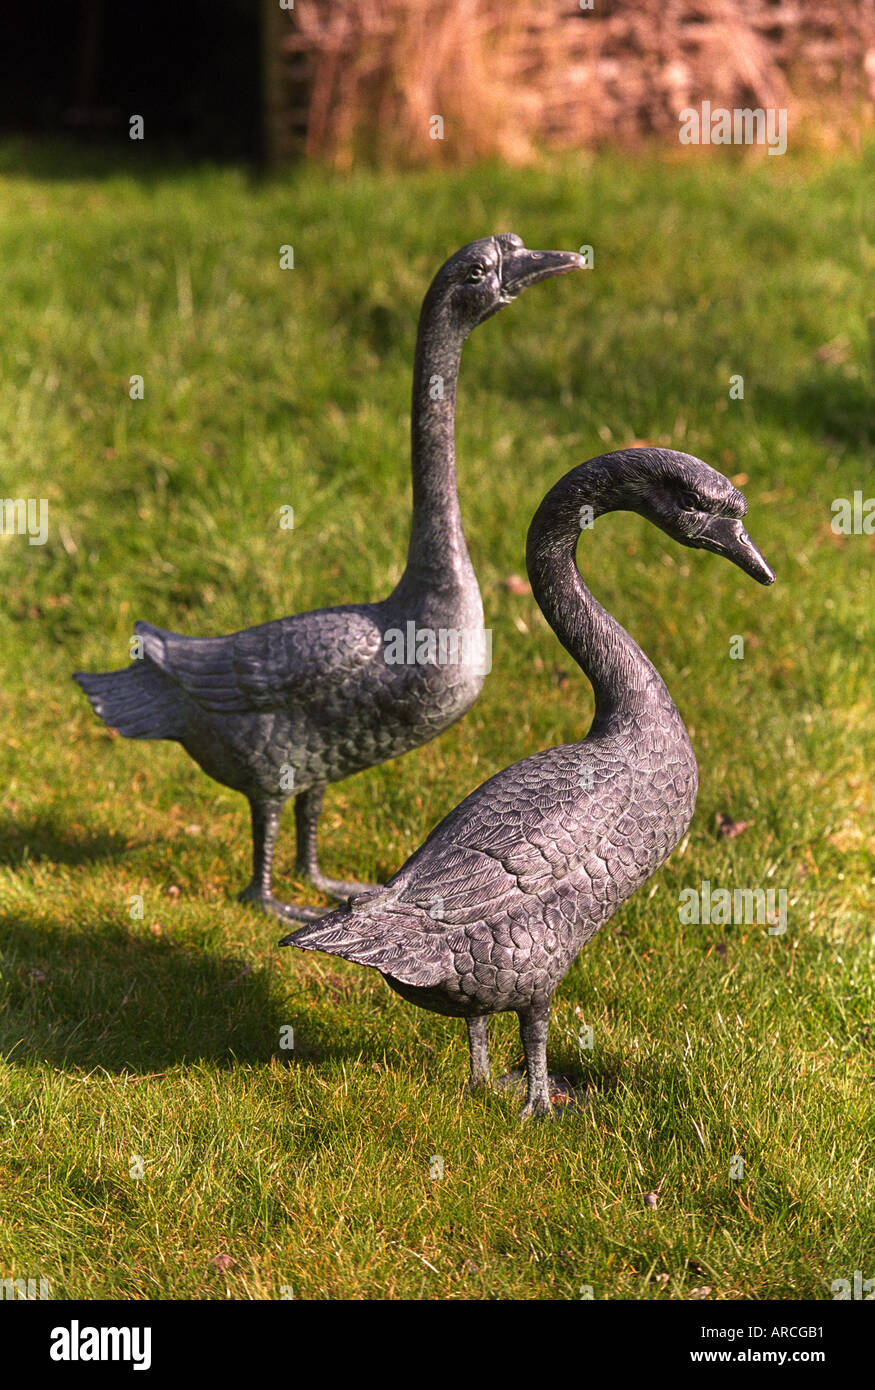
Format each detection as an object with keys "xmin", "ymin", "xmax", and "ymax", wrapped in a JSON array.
[
  {"xmin": 284, "ymin": 707, "xmax": 698, "ymax": 1014},
  {"xmin": 74, "ymin": 592, "xmax": 486, "ymax": 801},
  {"xmin": 279, "ymin": 448, "xmax": 772, "ymax": 1024},
  {"xmin": 73, "ymin": 662, "xmax": 188, "ymax": 740},
  {"xmin": 285, "ymin": 446, "xmax": 770, "ymax": 1104}
]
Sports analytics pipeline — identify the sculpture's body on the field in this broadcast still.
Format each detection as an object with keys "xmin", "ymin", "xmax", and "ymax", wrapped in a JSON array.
[
  {"xmin": 74, "ymin": 235, "xmax": 584, "ymax": 919},
  {"xmin": 283, "ymin": 448, "xmax": 775, "ymax": 1116}
]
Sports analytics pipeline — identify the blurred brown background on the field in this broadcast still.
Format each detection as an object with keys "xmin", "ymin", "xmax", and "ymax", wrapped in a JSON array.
[
  {"xmin": 2, "ymin": 1, "xmax": 872, "ymax": 166},
  {"xmin": 266, "ymin": 0, "xmax": 874, "ymax": 167}
]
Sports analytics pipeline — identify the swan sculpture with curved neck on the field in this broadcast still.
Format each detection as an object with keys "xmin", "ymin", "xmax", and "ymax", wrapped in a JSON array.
[
  {"xmin": 73, "ymin": 235, "xmax": 584, "ymax": 920},
  {"xmin": 282, "ymin": 448, "xmax": 775, "ymax": 1117}
]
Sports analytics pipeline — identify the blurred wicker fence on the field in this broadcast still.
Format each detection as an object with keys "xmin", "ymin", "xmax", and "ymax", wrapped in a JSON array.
[{"xmin": 261, "ymin": 0, "xmax": 874, "ymax": 167}]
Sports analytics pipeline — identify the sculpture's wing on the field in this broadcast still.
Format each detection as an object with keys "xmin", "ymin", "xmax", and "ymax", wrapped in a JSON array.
[
  {"xmin": 285, "ymin": 900, "xmax": 453, "ymax": 989},
  {"xmin": 133, "ymin": 606, "xmax": 384, "ymax": 715},
  {"xmin": 283, "ymin": 738, "xmax": 674, "ymax": 990},
  {"xmin": 387, "ymin": 741, "xmax": 644, "ymax": 923}
]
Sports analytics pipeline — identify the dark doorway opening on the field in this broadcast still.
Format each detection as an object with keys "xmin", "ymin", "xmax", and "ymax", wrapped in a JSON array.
[{"xmin": 0, "ymin": 0, "xmax": 263, "ymax": 160}]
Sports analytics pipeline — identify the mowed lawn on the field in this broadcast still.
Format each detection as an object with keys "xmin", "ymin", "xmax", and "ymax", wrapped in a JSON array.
[{"xmin": 0, "ymin": 139, "xmax": 871, "ymax": 1300}]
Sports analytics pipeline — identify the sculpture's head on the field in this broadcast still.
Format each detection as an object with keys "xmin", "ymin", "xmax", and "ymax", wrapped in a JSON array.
[
  {"xmin": 424, "ymin": 233, "xmax": 585, "ymax": 336},
  {"xmin": 611, "ymin": 448, "xmax": 776, "ymax": 585}
]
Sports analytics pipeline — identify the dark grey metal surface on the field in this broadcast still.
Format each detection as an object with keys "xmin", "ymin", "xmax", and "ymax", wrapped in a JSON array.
[
  {"xmin": 73, "ymin": 235, "xmax": 584, "ymax": 919},
  {"xmin": 282, "ymin": 448, "xmax": 775, "ymax": 1117}
]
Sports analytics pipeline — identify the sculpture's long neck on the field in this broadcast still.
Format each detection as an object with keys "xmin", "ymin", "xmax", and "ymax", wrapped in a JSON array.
[
  {"xmin": 397, "ymin": 298, "xmax": 474, "ymax": 599},
  {"xmin": 526, "ymin": 469, "xmax": 679, "ymax": 736}
]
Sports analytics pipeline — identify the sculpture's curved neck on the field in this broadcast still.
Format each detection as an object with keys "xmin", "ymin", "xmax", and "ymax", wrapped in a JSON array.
[
  {"xmin": 526, "ymin": 462, "xmax": 679, "ymax": 734},
  {"xmin": 398, "ymin": 295, "xmax": 473, "ymax": 597}
]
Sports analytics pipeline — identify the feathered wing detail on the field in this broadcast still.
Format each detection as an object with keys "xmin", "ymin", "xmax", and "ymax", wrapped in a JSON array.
[
  {"xmin": 135, "ymin": 620, "xmax": 240, "ymax": 711},
  {"xmin": 72, "ymin": 660, "xmax": 189, "ymax": 740},
  {"xmin": 134, "ymin": 609, "xmax": 385, "ymax": 716},
  {"xmin": 382, "ymin": 742, "xmax": 647, "ymax": 917},
  {"xmin": 74, "ymin": 605, "xmax": 388, "ymax": 740},
  {"xmin": 283, "ymin": 900, "xmax": 455, "ymax": 988},
  {"xmin": 281, "ymin": 737, "xmax": 688, "ymax": 989}
]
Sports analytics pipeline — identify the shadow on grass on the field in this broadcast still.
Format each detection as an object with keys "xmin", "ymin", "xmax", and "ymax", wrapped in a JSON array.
[
  {"xmin": 765, "ymin": 366, "xmax": 872, "ymax": 449},
  {"xmin": 546, "ymin": 1041, "xmax": 627, "ymax": 1099},
  {"xmin": 0, "ymin": 908, "xmax": 639, "ymax": 1103},
  {"xmin": 0, "ymin": 136, "xmax": 256, "ymax": 186},
  {"xmin": 0, "ymin": 914, "xmax": 351, "ymax": 1075},
  {"xmin": 0, "ymin": 812, "xmax": 138, "ymax": 869}
]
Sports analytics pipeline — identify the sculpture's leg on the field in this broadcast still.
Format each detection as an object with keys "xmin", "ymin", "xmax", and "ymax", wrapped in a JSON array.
[
  {"xmin": 238, "ymin": 798, "xmax": 322, "ymax": 922},
  {"xmin": 294, "ymin": 786, "xmax": 378, "ymax": 899},
  {"xmin": 518, "ymin": 1002, "xmax": 553, "ymax": 1120},
  {"xmin": 466, "ymin": 1015, "xmax": 491, "ymax": 1092}
]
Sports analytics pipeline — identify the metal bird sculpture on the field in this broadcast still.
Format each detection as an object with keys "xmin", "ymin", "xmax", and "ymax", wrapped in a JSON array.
[
  {"xmin": 74, "ymin": 236, "xmax": 584, "ymax": 919},
  {"xmin": 281, "ymin": 448, "xmax": 775, "ymax": 1116}
]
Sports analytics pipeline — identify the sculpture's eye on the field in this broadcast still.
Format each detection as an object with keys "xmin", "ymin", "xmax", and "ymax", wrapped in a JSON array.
[
  {"xmin": 465, "ymin": 264, "xmax": 487, "ymax": 284},
  {"xmin": 678, "ymin": 489, "xmax": 701, "ymax": 513}
]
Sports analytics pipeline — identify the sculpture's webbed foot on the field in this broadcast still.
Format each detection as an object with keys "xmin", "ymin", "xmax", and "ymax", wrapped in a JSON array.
[
  {"xmin": 465, "ymin": 1075, "xmax": 491, "ymax": 1097},
  {"xmin": 519, "ymin": 1094, "xmax": 555, "ymax": 1122},
  {"xmin": 237, "ymin": 883, "xmax": 326, "ymax": 923},
  {"xmin": 503, "ymin": 1068, "xmax": 582, "ymax": 1120},
  {"xmin": 308, "ymin": 874, "xmax": 382, "ymax": 901}
]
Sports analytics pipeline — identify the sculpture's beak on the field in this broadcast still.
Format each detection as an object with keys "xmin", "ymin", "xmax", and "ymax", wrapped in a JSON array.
[
  {"xmin": 500, "ymin": 247, "xmax": 586, "ymax": 296},
  {"xmin": 696, "ymin": 515, "xmax": 776, "ymax": 585}
]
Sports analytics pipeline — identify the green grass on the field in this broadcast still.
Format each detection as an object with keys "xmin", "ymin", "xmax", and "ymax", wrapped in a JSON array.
[{"xmin": 0, "ymin": 138, "xmax": 872, "ymax": 1300}]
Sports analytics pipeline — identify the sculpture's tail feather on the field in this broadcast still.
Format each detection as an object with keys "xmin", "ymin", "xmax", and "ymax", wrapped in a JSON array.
[
  {"xmin": 281, "ymin": 907, "xmax": 451, "ymax": 989},
  {"xmin": 73, "ymin": 664, "xmax": 187, "ymax": 741}
]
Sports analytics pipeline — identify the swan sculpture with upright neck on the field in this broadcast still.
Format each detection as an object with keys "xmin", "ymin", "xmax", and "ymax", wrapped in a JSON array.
[
  {"xmin": 73, "ymin": 235, "xmax": 584, "ymax": 920},
  {"xmin": 282, "ymin": 448, "xmax": 775, "ymax": 1116}
]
